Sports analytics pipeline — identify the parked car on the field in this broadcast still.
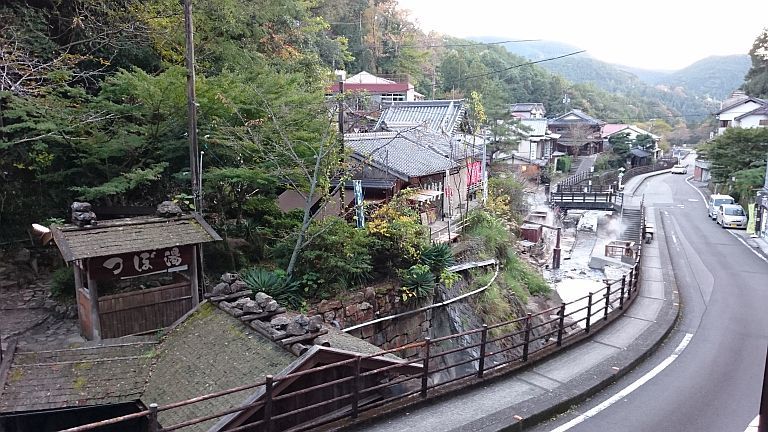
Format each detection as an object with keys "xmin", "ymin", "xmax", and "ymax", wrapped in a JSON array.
[
  {"xmin": 708, "ymin": 194, "xmax": 735, "ymax": 219},
  {"xmin": 717, "ymin": 204, "xmax": 748, "ymax": 229},
  {"xmin": 670, "ymin": 164, "xmax": 688, "ymax": 174}
]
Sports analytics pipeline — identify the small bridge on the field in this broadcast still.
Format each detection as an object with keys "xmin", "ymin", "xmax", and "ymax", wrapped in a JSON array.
[{"xmin": 549, "ymin": 158, "xmax": 677, "ymax": 212}]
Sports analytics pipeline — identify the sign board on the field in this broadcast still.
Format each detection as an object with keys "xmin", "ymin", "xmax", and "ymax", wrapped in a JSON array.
[{"xmin": 89, "ymin": 245, "xmax": 192, "ymax": 280}]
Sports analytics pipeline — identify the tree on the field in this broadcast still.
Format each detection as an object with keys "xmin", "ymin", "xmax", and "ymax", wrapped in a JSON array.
[
  {"xmin": 703, "ymin": 127, "xmax": 768, "ymax": 184},
  {"xmin": 609, "ymin": 132, "xmax": 631, "ymax": 161},
  {"xmin": 743, "ymin": 28, "xmax": 768, "ymax": 98},
  {"xmin": 635, "ymin": 134, "xmax": 655, "ymax": 152}
]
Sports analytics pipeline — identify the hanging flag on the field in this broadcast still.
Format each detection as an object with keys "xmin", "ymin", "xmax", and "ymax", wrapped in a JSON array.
[{"xmin": 353, "ymin": 180, "xmax": 364, "ymax": 228}]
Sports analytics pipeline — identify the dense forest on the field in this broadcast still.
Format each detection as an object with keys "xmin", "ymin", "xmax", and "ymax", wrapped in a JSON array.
[{"xmin": 1, "ymin": 1, "xmax": 767, "ymax": 302}]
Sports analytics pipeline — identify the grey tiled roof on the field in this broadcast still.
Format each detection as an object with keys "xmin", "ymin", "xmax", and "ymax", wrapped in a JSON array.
[
  {"xmin": 714, "ymin": 96, "xmax": 767, "ymax": 115},
  {"xmin": 52, "ymin": 214, "xmax": 221, "ymax": 261},
  {"xmin": 510, "ymin": 103, "xmax": 544, "ymax": 112},
  {"xmin": 734, "ymin": 104, "xmax": 768, "ymax": 120},
  {"xmin": 0, "ymin": 337, "xmax": 157, "ymax": 413},
  {"xmin": 345, "ymin": 132, "xmax": 459, "ymax": 180},
  {"xmin": 401, "ymin": 129, "xmax": 482, "ymax": 162},
  {"xmin": 549, "ymin": 109, "xmax": 605, "ymax": 126},
  {"xmin": 375, "ymin": 100, "xmax": 466, "ymax": 135},
  {"xmin": 520, "ymin": 119, "xmax": 549, "ymax": 136},
  {"xmin": 143, "ymin": 303, "xmax": 296, "ymax": 432}
]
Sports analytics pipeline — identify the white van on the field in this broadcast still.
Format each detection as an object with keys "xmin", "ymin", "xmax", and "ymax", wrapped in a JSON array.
[{"xmin": 708, "ymin": 194, "xmax": 735, "ymax": 219}]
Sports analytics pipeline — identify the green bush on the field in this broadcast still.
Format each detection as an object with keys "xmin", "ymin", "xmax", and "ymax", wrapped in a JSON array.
[
  {"xmin": 556, "ymin": 155, "xmax": 572, "ymax": 172},
  {"xmin": 50, "ymin": 266, "xmax": 75, "ymax": 299},
  {"xmin": 367, "ymin": 191, "xmax": 429, "ymax": 274},
  {"xmin": 465, "ymin": 209, "xmax": 512, "ymax": 260},
  {"xmin": 419, "ymin": 243, "xmax": 455, "ymax": 274},
  {"xmin": 399, "ymin": 264, "xmax": 435, "ymax": 301},
  {"xmin": 239, "ymin": 267, "xmax": 304, "ymax": 310}
]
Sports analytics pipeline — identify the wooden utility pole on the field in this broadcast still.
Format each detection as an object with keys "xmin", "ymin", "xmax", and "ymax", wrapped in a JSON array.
[
  {"xmin": 184, "ymin": 0, "xmax": 201, "ymax": 212},
  {"xmin": 338, "ymin": 81, "xmax": 345, "ymax": 214}
]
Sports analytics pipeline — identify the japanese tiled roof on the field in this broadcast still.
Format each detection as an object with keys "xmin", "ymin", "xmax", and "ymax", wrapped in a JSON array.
[
  {"xmin": 549, "ymin": 109, "xmax": 606, "ymax": 126},
  {"xmin": 520, "ymin": 119, "xmax": 550, "ymax": 136},
  {"xmin": 713, "ymin": 96, "xmax": 767, "ymax": 115},
  {"xmin": 375, "ymin": 99, "xmax": 466, "ymax": 135},
  {"xmin": 0, "ymin": 337, "xmax": 157, "ymax": 413},
  {"xmin": 51, "ymin": 214, "xmax": 221, "ymax": 262},
  {"xmin": 345, "ymin": 132, "xmax": 459, "ymax": 180},
  {"xmin": 734, "ymin": 104, "xmax": 768, "ymax": 120},
  {"xmin": 510, "ymin": 103, "xmax": 544, "ymax": 112}
]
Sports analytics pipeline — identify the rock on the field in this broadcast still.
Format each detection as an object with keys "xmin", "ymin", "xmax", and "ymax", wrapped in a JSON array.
[
  {"xmin": 230, "ymin": 280, "xmax": 249, "ymax": 292},
  {"xmin": 71, "ymin": 202, "xmax": 92, "ymax": 212},
  {"xmin": 308, "ymin": 315, "xmax": 324, "ymax": 332},
  {"xmin": 270, "ymin": 316, "xmax": 291, "ymax": 328},
  {"xmin": 359, "ymin": 301, "xmax": 372, "ymax": 311},
  {"xmin": 211, "ymin": 282, "xmax": 230, "ymax": 296},
  {"xmin": 242, "ymin": 301, "xmax": 263, "ymax": 314},
  {"xmin": 317, "ymin": 299, "xmax": 342, "ymax": 313},
  {"xmin": 156, "ymin": 200, "xmax": 183, "ymax": 217},
  {"xmin": 285, "ymin": 322, "xmax": 307, "ymax": 336},
  {"xmin": 221, "ymin": 273, "xmax": 238, "ymax": 284},
  {"xmin": 294, "ymin": 315, "xmax": 309, "ymax": 327},
  {"xmin": 13, "ymin": 248, "xmax": 31, "ymax": 264},
  {"xmin": 364, "ymin": 286, "xmax": 376, "ymax": 301},
  {"xmin": 232, "ymin": 297, "xmax": 251, "ymax": 308},
  {"xmin": 265, "ymin": 300, "xmax": 279, "ymax": 312},
  {"xmin": 254, "ymin": 292, "xmax": 272, "ymax": 307},
  {"xmin": 71, "ymin": 211, "xmax": 97, "ymax": 227},
  {"xmin": 323, "ymin": 311, "xmax": 335, "ymax": 322}
]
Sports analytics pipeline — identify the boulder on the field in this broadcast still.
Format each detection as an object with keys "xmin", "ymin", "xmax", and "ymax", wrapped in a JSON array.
[
  {"xmin": 285, "ymin": 322, "xmax": 307, "ymax": 336},
  {"xmin": 156, "ymin": 200, "xmax": 183, "ymax": 218},
  {"xmin": 308, "ymin": 315, "xmax": 324, "ymax": 332},
  {"xmin": 211, "ymin": 282, "xmax": 231, "ymax": 296},
  {"xmin": 270, "ymin": 316, "xmax": 291, "ymax": 329},
  {"xmin": 221, "ymin": 273, "xmax": 238, "ymax": 284},
  {"xmin": 265, "ymin": 300, "xmax": 279, "ymax": 312},
  {"xmin": 230, "ymin": 280, "xmax": 249, "ymax": 292},
  {"xmin": 254, "ymin": 292, "xmax": 272, "ymax": 307}
]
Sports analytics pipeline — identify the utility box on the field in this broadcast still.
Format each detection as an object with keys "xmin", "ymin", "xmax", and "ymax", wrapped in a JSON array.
[{"xmin": 520, "ymin": 223, "xmax": 543, "ymax": 243}]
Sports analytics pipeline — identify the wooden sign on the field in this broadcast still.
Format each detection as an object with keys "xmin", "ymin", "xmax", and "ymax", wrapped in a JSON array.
[{"xmin": 89, "ymin": 245, "xmax": 193, "ymax": 280}]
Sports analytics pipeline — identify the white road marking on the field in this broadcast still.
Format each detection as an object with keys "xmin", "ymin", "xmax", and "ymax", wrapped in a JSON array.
[
  {"xmin": 549, "ymin": 334, "xmax": 694, "ymax": 432},
  {"xmin": 743, "ymin": 415, "xmax": 759, "ymax": 431},
  {"xmin": 687, "ymin": 198, "xmax": 699, "ymax": 202}
]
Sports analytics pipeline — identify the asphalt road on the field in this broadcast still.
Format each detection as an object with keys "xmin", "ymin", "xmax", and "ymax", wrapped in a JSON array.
[{"xmin": 529, "ymin": 168, "xmax": 768, "ymax": 432}]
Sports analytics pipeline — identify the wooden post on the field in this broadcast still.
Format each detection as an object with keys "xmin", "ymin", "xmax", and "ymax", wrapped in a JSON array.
[
  {"xmin": 421, "ymin": 338, "xmax": 431, "ymax": 398},
  {"xmin": 190, "ymin": 245, "xmax": 200, "ymax": 307},
  {"xmin": 351, "ymin": 356, "xmax": 361, "ymax": 419},
  {"xmin": 264, "ymin": 375, "xmax": 274, "ymax": 432},
  {"xmin": 183, "ymin": 0, "xmax": 201, "ymax": 212},
  {"xmin": 478, "ymin": 325, "xmax": 488, "ymax": 378},
  {"xmin": 522, "ymin": 313, "xmax": 532, "ymax": 362},
  {"xmin": 148, "ymin": 403, "xmax": 158, "ymax": 432},
  {"xmin": 557, "ymin": 303, "xmax": 566, "ymax": 346},
  {"xmin": 85, "ymin": 260, "xmax": 101, "ymax": 341}
]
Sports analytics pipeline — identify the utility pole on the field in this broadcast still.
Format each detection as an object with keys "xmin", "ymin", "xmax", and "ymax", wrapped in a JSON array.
[
  {"xmin": 184, "ymin": 0, "xmax": 201, "ymax": 213},
  {"xmin": 338, "ymin": 80, "xmax": 345, "ymax": 215}
]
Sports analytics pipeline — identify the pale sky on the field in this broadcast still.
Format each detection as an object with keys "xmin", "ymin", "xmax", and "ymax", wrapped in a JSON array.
[{"xmin": 397, "ymin": 0, "xmax": 768, "ymax": 70}]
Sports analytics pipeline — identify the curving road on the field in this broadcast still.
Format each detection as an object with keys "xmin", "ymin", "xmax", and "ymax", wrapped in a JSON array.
[{"xmin": 530, "ymin": 163, "xmax": 768, "ymax": 432}]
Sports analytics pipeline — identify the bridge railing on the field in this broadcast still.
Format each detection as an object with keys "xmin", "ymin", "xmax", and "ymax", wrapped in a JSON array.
[{"xmin": 61, "ymin": 234, "xmax": 647, "ymax": 432}]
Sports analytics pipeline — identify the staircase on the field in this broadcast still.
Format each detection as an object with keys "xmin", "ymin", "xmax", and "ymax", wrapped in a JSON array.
[{"xmin": 620, "ymin": 208, "xmax": 643, "ymax": 243}]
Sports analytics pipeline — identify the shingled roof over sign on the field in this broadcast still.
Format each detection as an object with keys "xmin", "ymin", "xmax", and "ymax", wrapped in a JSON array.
[
  {"xmin": 0, "ymin": 337, "xmax": 157, "ymax": 414},
  {"xmin": 345, "ymin": 132, "xmax": 459, "ymax": 180},
  {"xmin": 51, "ymin": 214, "xmax": 221, "ymax": 262}
]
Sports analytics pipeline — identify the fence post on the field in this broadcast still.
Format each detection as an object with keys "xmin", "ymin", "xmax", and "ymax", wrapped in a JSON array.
[
  {"xmin": 634, "ymin": 264, "xmax": 640, "ymax": 290},
  {"xmin": 148, "ymin": 403, "xmax": 158, "ymax": 432},
  {"xmin": 556, "ymin": 303, "xmax": 566, "ymax": 346},
  {"xmin": 522, "ymin": 313, "xmax": 532, "ymax": 362},
  {"xmin": 478, "ymin": 325, "xmax": 488, "ymax": 378},
  {"xmin": 604, "ymin": 283, "xmax": 611, "ymax": 321},
  {"xmin": 421, "ymin": 338, "xmax": 431, "ymax": 398},
  {"xmin": 585, "ymin": 293, "xmax": 593, "ymax": 333},
  {"xmin": 264, "ymin": 375, "xmax": 274, "ymax": 432},
  {"xmin": 627, "ymin": 270, "xmax": 634, "ymax": 302},
  {"xmin": 351, "ymin": 356, "xmax": 361, "ymax": 419},
  {"xmin": 619, "ymin": 275, "xmax": 626, "ymax": 310}
]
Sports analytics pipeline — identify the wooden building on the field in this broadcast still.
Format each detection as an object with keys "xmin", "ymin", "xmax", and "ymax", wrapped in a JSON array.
[{"xmin": 50, "ymin": 213, "xmax": 221, "ymax": 340}]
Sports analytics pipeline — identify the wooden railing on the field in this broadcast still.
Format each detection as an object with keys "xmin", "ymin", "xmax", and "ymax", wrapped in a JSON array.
[{"xmin": 61, "ymin": 234, "xmax": 647, "ymax": 432}]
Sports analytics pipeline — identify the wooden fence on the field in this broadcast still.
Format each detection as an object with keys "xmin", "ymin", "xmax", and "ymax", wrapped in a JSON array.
[{"xmin": 98, "ymin": 282, "xmax": 193, "ymax": 339}]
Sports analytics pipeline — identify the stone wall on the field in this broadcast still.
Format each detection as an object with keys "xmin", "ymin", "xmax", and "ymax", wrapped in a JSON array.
[{"xmin": 307, "ymin": 283, "xmax": 432, "ymax": 358}]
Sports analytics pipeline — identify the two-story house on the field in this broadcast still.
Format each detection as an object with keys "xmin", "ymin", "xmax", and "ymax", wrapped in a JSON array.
[
  {"xmin": 548, "ymin": 109, "xmax": 606, "ymax": 155},
  {"xmin": 713, "ymin": 90, "xmax": 768, "ymax": 135},
  {"xmin": 602, "ymin": 124, "xmax": 662, "ymax": 159},
  {"xmin": 327, "ymin": 71, "xmax": 423, "ymax": 115},
  {"xmin": 509, "ymin": 103, "xmax": 546, "ymax": 119}
]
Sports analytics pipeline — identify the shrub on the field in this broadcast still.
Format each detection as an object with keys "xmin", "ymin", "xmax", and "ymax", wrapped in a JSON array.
[
  {"xmin": 367, "ymin": 191, "xmax": 429, "ymax": 274},
  {"xmin": 419, "ymin": 243, "xmax": 455, "ymax": 274},
  {"xmin": 556, "ymin": 155, "xmax": 572, "ymax": 173},
  {"xmin": 239, "ymin": 267, "xmax": 304, "ymax": 310},
  {"xmin": 50, "ymin": 266, "xmax": 75, "ymax": 299},
  {"xmin": 399, "ymin": 264, "xmax": 435, "ymax": 301}
]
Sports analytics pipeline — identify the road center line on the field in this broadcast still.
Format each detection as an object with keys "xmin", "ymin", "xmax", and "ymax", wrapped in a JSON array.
[{"xmin": 549, "ymin": 333, "xmax": 694, "ymax": 432}]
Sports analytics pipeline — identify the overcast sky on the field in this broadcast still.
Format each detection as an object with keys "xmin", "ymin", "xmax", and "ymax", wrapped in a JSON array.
[{"xmin": 396, "ymin": 0, "xmax": 768, "ymax": 71}]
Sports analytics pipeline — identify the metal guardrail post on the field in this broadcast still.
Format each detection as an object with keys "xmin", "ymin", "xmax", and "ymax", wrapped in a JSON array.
[
  {"xmin": 351, "ymin": 356, "xmax": 361, "ymax": 419},
  {"xmin": 148, "ymin": 404, "xmax": 158, "ymax": 432},
  {"xmin": 585, "ymin": 293, "xmax": 593, "ymax": 333},
  {"xmin": 627, "ymin": 270, "xmax": 634, "ymax": 301},
  {"xmin": 421, "ymin": 338, "xmax": 431, "ymax": 398},
  {"xmin": 264, "ymin": 375, "xmax": 274, "ymax": 432},
  {"xmin": 620, "ymin": 275, "xmax": 626, "ymax": 310},
  {"xmin": 557, "ymin": 303, "xmax": 566, "ymax": 346},
  {"xmin": 478, "ymin": 325, "xmax": 488, "ymax": 378},
  {"xmin": 604, "ymin": 283, "xmax": 611, "ymax": 321},
  {"xmin": 522, "ymin": 313, "xmax": 532, "ymax": 362}
]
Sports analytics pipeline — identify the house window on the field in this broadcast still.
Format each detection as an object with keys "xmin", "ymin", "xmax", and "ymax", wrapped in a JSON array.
[
  {"xmin": 719, "ymin": 120, "xmax": 732, "ymax": 128},
  {"xmin": 759, "ymin": 119, "xmax": 768, "ymax": 126},
  {"xmin": 380, "ymin": 93, "xmax": 406, "ymax": 103}
]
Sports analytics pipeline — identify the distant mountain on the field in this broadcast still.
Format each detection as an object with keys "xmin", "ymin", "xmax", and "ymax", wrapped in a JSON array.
[{"xmin": 473, "ymin": 37, "xmax": 750, "ymax": 121}]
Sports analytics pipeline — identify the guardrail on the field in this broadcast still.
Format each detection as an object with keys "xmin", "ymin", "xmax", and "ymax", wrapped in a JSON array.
[{"xmin": 61, "ymin": 221, "xmax": 647, "ymax": 432}]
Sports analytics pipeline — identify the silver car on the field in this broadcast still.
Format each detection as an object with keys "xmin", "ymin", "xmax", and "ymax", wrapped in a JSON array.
[{"xmin": 716, "ymin": 204, "xmax": 748, "ymax": 229}]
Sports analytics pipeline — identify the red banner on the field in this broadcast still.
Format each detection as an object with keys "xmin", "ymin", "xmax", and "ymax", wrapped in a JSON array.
[
  {"xmin": 89, "ymin": 245, "xmax": 193, "ymax": 280},
  {"xmin": 467, "ymin": 161, "xmax": 482, "ymax": 186}
]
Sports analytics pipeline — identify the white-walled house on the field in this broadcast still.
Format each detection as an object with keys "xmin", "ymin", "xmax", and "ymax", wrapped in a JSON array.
[
  {"xmin": 714, "ymin": 90, "xmax": 767, "ymax": 135},
  {"xmin": 601, "ymin": 124, "xmax": 661, "ymax": 158},
  {"xmin": 327, "ymin": 71, "xmax": 423, "ymax": 113}
]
